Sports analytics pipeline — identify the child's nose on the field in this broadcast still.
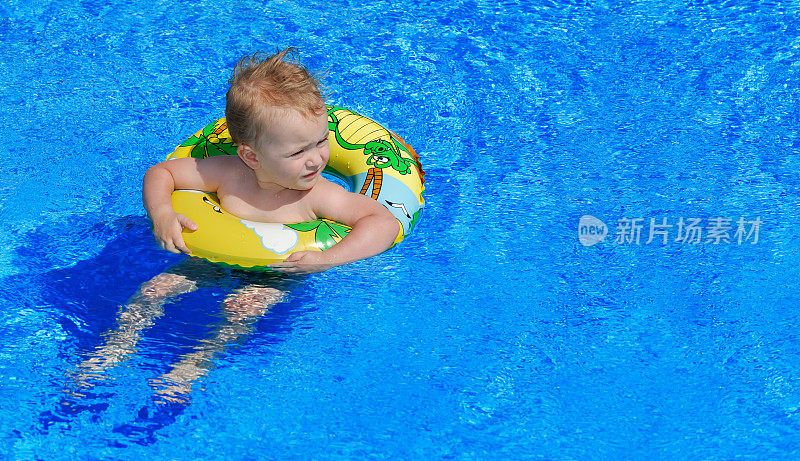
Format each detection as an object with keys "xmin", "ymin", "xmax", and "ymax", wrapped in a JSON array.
[
  {"xmin": 307, "ymin": 146, "xmax": 325, "ymax": 166},
  {"xmin": 306, "ymin": 149, "xmax": 321, "ymax": 167}
]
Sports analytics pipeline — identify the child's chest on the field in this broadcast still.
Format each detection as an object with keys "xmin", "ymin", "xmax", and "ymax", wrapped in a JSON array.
[{"xmin": 217, "ymin": 186, "xmax": 316, "ymax": 224}]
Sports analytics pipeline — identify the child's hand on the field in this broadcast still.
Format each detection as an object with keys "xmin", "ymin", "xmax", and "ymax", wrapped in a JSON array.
[
  {"xmin": 150, "ymin": 211, "xmax": 198, "ymax": 254},
  {"xmin": 268, "ymin": 251, "xmax": 336, "ymax": 274}
]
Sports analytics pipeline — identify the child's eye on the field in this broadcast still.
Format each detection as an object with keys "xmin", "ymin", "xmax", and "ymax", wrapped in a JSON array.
[{"xmin": 317, "ymin": 138, "xmax": 328, "ymax": 146}]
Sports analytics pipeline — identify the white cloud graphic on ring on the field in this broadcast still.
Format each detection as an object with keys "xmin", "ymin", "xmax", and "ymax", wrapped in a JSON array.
[{"xmin": 239, "ymin": 220, "xmax": 299, "ymax": 255}]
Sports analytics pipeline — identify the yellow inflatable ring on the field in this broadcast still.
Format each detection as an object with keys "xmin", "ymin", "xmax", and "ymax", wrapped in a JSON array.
[{"xmin": 166, "ymin": 105, "xmax": 425, "ymax": 271}]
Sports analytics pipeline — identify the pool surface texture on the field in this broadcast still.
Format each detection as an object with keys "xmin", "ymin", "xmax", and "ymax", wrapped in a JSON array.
[{"xmin": 2, "ymin": 0, "xmax": 800, "ymax": 458}]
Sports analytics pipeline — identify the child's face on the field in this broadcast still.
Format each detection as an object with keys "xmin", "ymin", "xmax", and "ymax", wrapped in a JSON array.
[{"xmin": 253, "ymin": 108, "xmax": 330, "ymax": 191}]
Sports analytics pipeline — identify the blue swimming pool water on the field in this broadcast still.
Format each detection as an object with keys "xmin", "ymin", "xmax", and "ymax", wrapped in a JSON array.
[{"xmin": 3, "ymin": 0, "xmax": 800, "ymax": 458}]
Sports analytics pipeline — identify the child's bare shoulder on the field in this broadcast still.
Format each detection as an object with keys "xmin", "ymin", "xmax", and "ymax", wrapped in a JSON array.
[
  {"xmin": 192, "ymin": 155, "xmax": 250, "ymax": 178},
  {"xmin": 307, "ymin": 177, "xmax": 388, "ymax": 222},
  {"xmin": 162, "ymin": 155, "xmax": 252, "ymax": 192},
  {"xmin": 308, "ymin": 177, "xmax": 349, "ymax": 201},
  {"xmin": 196, "ymin": 154, "xmax": 245, "ymax": 168}
]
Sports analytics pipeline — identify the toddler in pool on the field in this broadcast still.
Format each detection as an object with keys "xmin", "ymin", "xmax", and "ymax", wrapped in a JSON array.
[
  {"xmin": 144, "ymin": 47, "xmax": 399, "ymax": 273},
  {"xmin": 69, "ymin": 49, "xmax": 398, "ymax": 404}
]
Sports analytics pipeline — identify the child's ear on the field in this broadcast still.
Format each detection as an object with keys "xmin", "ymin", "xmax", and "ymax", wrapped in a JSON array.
[{"xmin": 237, "ymin": 144, "xmax": 260, "ymax": 170}]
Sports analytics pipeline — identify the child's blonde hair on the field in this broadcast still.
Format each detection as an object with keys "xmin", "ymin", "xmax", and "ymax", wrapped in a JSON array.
[{"xmin": 225, "ymin": 48, "xmax": 325, "ymax": 146}]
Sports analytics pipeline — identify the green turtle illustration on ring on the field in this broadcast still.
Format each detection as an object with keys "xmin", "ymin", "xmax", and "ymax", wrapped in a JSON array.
[
  {"xmin": 327, "ymin": 105, "xmax": 419, "ymax": 200},
  {"xmin": 361, "ymin": 139, "xmax": 415, "ymax": 175},
  {"xmin": 327, "ymin": 106, "xmax": 417, "ymax": 175}
]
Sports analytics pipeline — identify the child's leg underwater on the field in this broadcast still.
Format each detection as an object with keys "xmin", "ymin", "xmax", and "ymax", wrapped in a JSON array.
[
  {"xmin": 68, "ymin": 261, "xmax": 201, "ymax": 392},
  {"xmin": 149, "ymin": 283, "xmax": 286, "ymax": 404}
]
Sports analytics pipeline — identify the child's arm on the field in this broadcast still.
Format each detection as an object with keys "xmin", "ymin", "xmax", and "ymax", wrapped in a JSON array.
[
  {"xmin": 269, "ymin": 179, "xmax": 400, "ymax": 273},
  {"xmin": 142, "ymin": 157, "xmax": 227, "ymax": 254}
]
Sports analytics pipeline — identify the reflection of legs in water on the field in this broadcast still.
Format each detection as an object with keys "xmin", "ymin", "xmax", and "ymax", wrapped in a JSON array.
[
  {"xmin": 68, "ymin": 269, "xmax": 199, "ymax": 394},
  {"xmin": 149, "ymin": 284, "xmax": 286, "ymax": 404},
  {"xmin": 67, "ymin": 257, "xmax": 291, "ymax": 404}
]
